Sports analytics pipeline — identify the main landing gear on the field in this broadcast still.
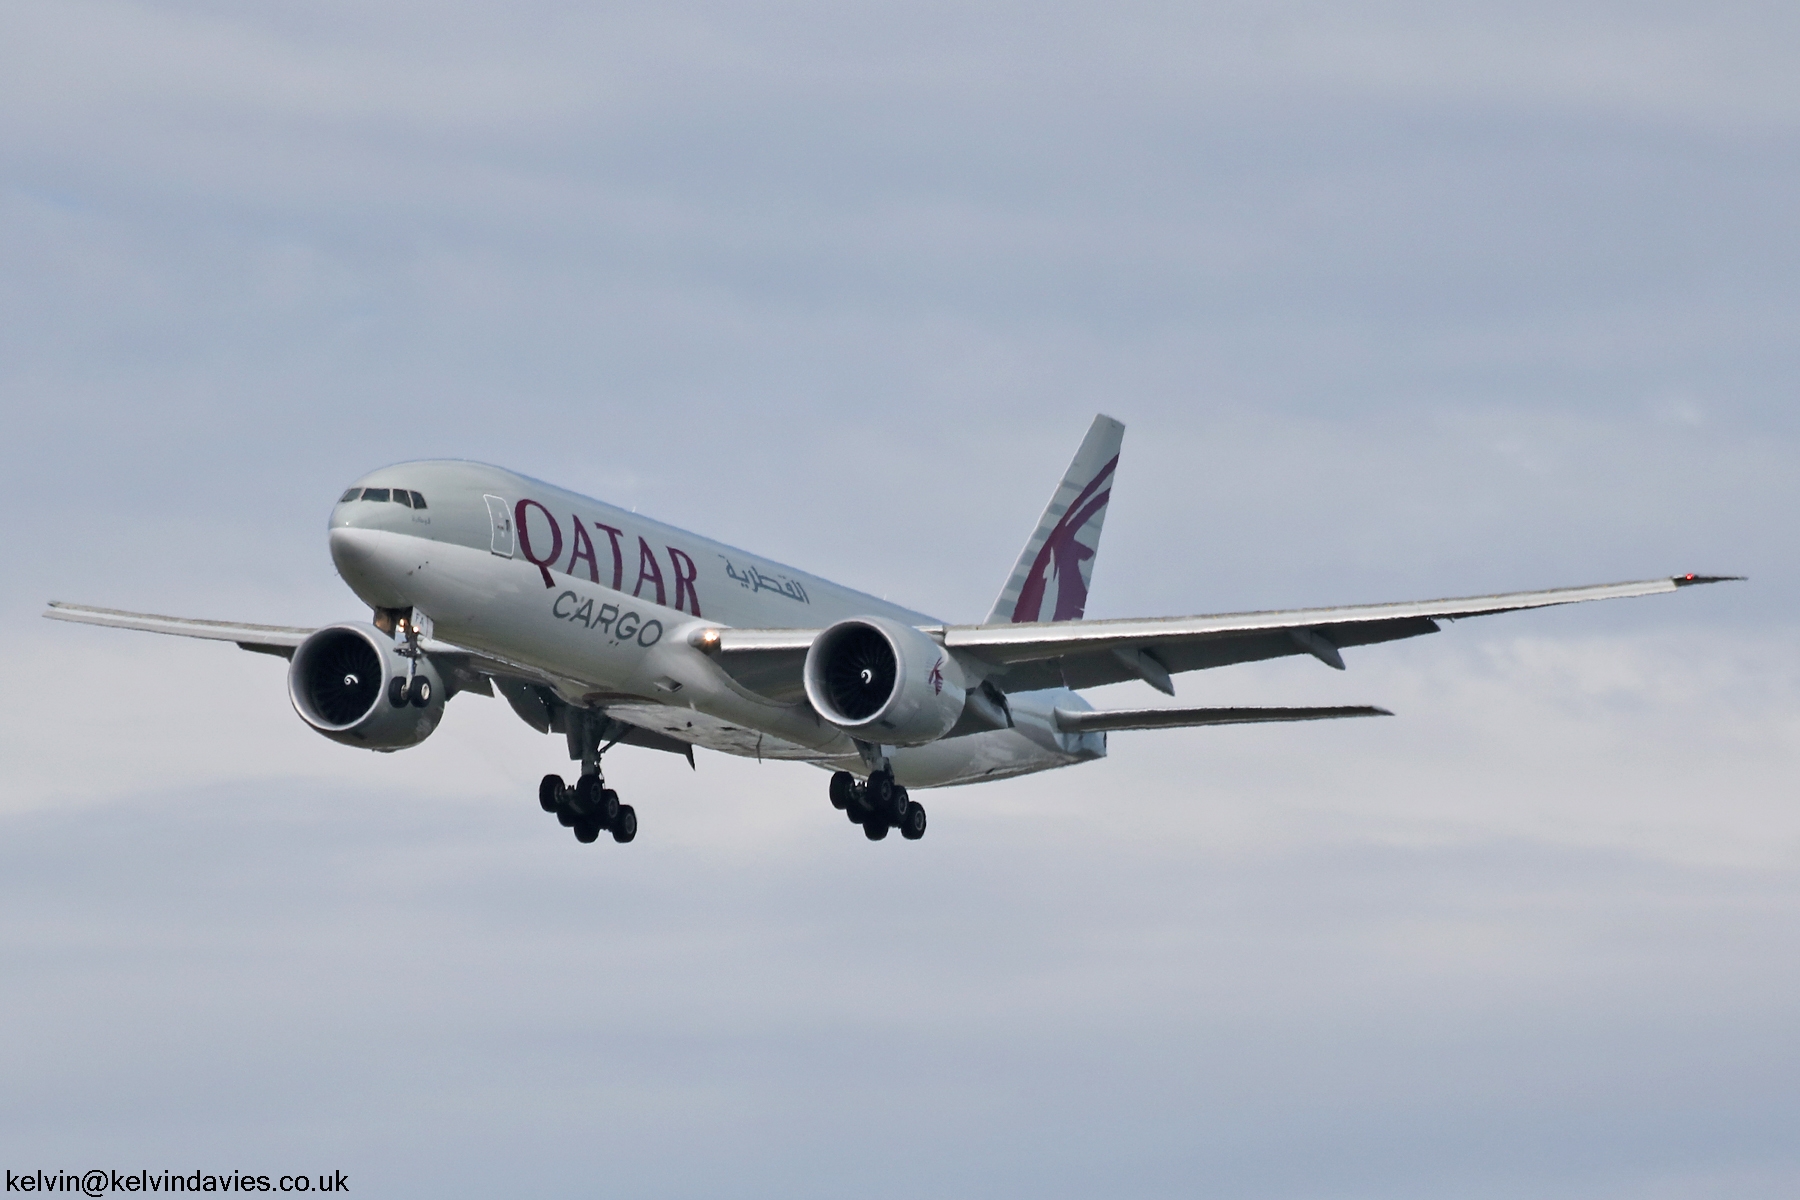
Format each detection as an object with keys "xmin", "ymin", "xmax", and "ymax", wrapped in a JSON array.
[
  {"xmin": 539, "ymin": 773, "xmax": 636, "ymax": 844},
  {"xmin": 831, "ymin": 769, "xmax": 926, "ymax": 842},
  {"xmin": 540, "ymin": 706, "xmax": 636, "ymax": 845}
]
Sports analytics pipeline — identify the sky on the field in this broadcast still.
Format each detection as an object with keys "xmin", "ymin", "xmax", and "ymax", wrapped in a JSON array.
[{"xmin": 2, "ymin": 2, "xmax": 1798, "ymax": 1196}]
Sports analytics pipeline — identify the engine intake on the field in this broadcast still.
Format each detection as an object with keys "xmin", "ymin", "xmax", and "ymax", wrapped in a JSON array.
[
  {"xmin": 289, "ymin": 623, "xmax": 446, "ymax": 751},
  {"xmin": 804, "ymin": 617, "xmax": 966, "ymax": 746}
]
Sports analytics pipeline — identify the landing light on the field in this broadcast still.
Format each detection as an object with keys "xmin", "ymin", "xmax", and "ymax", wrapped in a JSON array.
[{"xmin": 690, "ymin": 628, "xmax": 722, "ymax": 653}]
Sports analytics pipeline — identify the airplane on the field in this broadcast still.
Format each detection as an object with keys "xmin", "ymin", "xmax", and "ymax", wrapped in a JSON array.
[{"xmin": 44, "ymin": 415, "xmax": 1736, "ymax": 846}]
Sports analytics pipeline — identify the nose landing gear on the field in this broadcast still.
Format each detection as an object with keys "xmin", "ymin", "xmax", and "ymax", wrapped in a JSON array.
[
  {"xmin": 388, "ymin": 674, "xmax": 432, "ymax": 707},
  {"xmin": 383, "ymin": 607, "xmax": 435, "ymax": 708},
  {"xmin": 830, "ymin": 768, "xmax": 927, "ymax": 843}
]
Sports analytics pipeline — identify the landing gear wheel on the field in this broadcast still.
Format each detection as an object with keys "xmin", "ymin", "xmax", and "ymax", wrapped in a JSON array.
[
  {"xmin": 900, "ymin": 800, "xmax": 927, "ymax": 840},
  {"xmin": 829, "ymin": 771, "xmax": 857, "ymax": 810},
  {"xmin": 888, "ymin": 784, "xmax": 910, "ymax": 824},
  {"xmin": 573, "ymin": 776, "xmax": 620, "ymax": 823},
  {"xmin": 611, "ymin": 805, "xmax": 637, "ymax": 843},
  {"xmin": 573, "ymin": 819, "xmax": 602, "ymax": 844},
  {"xmin": 868, "ymin": 770, "xmax": 895, "ymax": 810},
  {"xmin": 539, "ymin": 774, "xmax": 566, "ymax": 813},
  {"xmin": 863, "ymin": 819, "xmax": 890, "ymax": 841},
  {"xmin": 846, "ymin": 805, "xmax": 865, "ymax": 825},
  {"xmin": 407, "ymin": 675, "xmax": 433, "ymax": 707},
  {"xmin": 556, "ymin": 808, "xmax": 578, "ymax": 828},
  {"xmin": 388, "ymin": 676, "xmax": 409, "ymax": 708}
]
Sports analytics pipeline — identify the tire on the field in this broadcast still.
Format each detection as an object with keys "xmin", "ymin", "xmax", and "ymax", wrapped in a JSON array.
[
  {"xmin": 888, "ymin": 784, "xmax": 910, "ymax": 824},
  {"xmin": 863, "ymin": 819, "xmax": 889, "ymax": 841},
  {"xmin": 388, "ymin": 676, "xmax": 409, "ymax": 708},
  {"xmin": 900, "ymin": 800, "xmax": 927, "ymax": 840},
  {"xmin": 846, "ymin": 806, "xmax": 864, "ymax": 825},
  {"xmin": 573, "ymin": 820, "xmax": 602, "ymax": 844},
  {"xmin": 611, "ymin": 805, "xmax": 637, "ymax": 843},
  {"xmin": 573, "ymin": 777, "xmax": 619, "ymax": 822},
  {"xmin": 557, "ymin": 808, "xmax": 578, "ymax": 827},
  {"xmin": 868, "ymin": 771, "xmax": 894, "ymax": 809},
  {"xmin": 407, "ymin": 675, "xmax": 433, "ymax": 707},
  {"xmin": 828, "ymin": 771, "xmax": 857, "ymax": 810},
  {"xmin": 538, "ymin": 774, "xmax": 565, "ymax": 813}
]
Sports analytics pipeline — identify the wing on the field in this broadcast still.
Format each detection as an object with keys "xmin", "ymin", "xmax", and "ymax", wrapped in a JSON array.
[
  {"xmin": 698, "ymin": 575, "xmax": 1739, "ymax": 697},
  {"xmin": 41, "ymin": 601, "xmax": 698, "ymax": 760},
  {"xmin": 946, "ymin": 574, "xmax": 1740, "ymax": 692},
  {"xmin": 44, "ymin": 600, "xmax": 507, "ymax": 693},
  {"xmin": 43, "ymin": 601, "xmax": 313, "ymax": 657}
]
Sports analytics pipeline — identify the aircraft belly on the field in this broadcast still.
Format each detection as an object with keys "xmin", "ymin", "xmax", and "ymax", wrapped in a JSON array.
[
  {"xmin": 807, "ymin": 728, "xmax": 1090, "ymax": 789},
  {"xmin": 600, "ymin": 704, "xmax": 821, "ymax": 760}
]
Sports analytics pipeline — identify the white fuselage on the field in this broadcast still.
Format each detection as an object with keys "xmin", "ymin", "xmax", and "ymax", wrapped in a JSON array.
[{"xmin": 328, "ymin": 460, "xmax": 1104, "ymax": 788}]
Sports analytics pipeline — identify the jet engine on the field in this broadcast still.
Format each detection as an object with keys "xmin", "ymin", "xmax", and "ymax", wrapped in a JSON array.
[
  {"xmin": 288, "ymin": 623, "xmax": 446, "ymax": 751},
  {"xmin": 803, "ymin": 616, "xmax": 966, "ymax": 746}
]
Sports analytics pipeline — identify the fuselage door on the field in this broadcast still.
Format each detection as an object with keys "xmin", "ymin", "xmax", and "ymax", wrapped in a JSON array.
[{"xmin": 484, "ymin": 495, "xmax": 515, "ymax": 557}]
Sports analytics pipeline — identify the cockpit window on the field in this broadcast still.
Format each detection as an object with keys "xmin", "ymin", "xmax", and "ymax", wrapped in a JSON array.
[{"xmin": 342, "ymin": 486, "xmax": 422, "ymax": 505}]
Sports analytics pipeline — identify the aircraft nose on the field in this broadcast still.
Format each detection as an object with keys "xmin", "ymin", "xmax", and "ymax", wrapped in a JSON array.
[
  {"xmin": 330, "ymin": 525, "xmax": 410, "ymax": 609},
  {"xmin": 329, "ymin": 524, "xmax": 374, "ymax": 576}
]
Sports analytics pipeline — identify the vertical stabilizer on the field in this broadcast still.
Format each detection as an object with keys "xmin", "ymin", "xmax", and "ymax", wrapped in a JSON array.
[{"xmin": 986, "ymin": 414, "xmax": 1125, "ymax": 625}]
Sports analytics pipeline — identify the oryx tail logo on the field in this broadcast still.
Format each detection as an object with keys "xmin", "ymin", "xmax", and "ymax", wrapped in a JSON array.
[
  {"xmin": 928, "ymin": 655, "xmax": 946, "ymax": 695},
  {"xmin": 1010, "ymin": 454, "xmax": 1116, "ymax": 624}
]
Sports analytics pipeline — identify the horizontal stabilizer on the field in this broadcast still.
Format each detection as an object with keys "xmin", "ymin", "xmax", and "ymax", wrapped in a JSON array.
[{"xmin": 1053, "ymin": 705, "xmax": 1391, "ymax": 733}]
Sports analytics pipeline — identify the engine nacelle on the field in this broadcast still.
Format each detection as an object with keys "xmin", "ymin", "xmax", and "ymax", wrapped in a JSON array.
[
  {"xmin": 288, "ymin": 623, "xmax": 446, "ymax": 751},
  {"xmin": 803, "ymin": 616, "xmax": 966, "ymax": 746}
]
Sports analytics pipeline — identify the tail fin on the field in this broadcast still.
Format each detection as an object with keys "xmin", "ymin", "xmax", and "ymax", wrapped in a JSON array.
[{"xmin": 986, "ymin": 414, "xmax": 1125, "ymax": 625}]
